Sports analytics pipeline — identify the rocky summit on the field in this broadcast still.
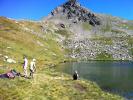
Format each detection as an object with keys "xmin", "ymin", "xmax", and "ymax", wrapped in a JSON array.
[{"xmin": 51, "ymin": 0, "xmax": 100, "ymax": 26}]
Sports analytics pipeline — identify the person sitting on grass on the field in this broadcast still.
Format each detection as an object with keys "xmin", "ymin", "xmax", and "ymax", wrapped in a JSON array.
[
  {"xmin": 0, "ymin": 69, "xmax": 20, "ymax": 79},
  {"xmin": 29, "ymin": 59, "xmax": 36, "ymax": 78},
  {"xmin": 73, "ymin": 70, "xmax": 79, "ymax": 80}
]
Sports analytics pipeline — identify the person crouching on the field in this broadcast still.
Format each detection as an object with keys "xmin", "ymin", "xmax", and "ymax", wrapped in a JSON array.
[
  {"xmin": 29, "ymin": 59, "xmax": 36, "ymax": 78},
  {"xmin": 73, "ymin": 70, "xmax": 79, "ymax": 80}
]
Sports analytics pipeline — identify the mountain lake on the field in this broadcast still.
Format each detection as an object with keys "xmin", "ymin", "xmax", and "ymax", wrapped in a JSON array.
[{"xmin": 57, "ymin": 61, "xmax": 133, "ymax": 99}]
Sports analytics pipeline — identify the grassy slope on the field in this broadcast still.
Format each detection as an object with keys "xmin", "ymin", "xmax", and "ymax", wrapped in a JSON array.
[{"xmin": 0, "ymin": 17, "xmax": 123, "ymax": 100}]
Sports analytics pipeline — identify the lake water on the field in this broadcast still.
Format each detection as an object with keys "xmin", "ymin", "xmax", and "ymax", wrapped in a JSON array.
[{"xmin": 57, "ymin": 61, "xmax": 133, "ymax": 99}]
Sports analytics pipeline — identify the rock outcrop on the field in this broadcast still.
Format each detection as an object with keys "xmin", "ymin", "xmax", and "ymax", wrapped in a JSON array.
[{"xmin": 51, "ymin": 0, "xmax": 101, "ymax": 26}]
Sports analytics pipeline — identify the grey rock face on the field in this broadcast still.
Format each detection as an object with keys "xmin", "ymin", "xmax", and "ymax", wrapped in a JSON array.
[
  {"xmin": 64, "ymin": 37, "xmax": 132, "ymax": 60},
  {"xmin": 51, "ymin": 0, "xmax": 101, "ymax": 26}
]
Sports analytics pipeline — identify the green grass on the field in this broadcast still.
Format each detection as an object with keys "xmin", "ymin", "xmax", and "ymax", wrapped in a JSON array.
[
  {"xmin": 0, "ymin": 68, "xmax": 123, "ymax": 100},
  {"xmin": 0, "ymin": 17, "xmax": 19, "ymax": 31},
  {"xmin": 55, "ymin": 29, "xmax": 71, "ymax": 38}
]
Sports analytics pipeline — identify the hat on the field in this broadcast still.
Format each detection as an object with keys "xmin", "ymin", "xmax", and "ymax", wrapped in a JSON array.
[{"xmin": 33, "ymin": 59, "xmax": 36, "ymax": 62}]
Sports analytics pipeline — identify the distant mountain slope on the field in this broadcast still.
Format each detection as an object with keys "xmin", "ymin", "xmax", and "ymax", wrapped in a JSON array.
[
  {"xmin": 0, "ymin": 0, "xmax": 133, "ymax": 64},
  {"xmin": 0, "ymin": 16, "xmax": 68, "ymax": 69},
  {"xmin": 45, "ymin": 0, "xmax": 133, "ymax": 61}
]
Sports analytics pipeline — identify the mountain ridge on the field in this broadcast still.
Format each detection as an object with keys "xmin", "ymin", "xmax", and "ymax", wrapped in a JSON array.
[
  {"xmin": 50, "ymin": 0, "xmax": 101, "ymax": 26},
  {"xmin": 1, "ymin": 0, "xmax": 133, "ymax": 61},
  {"xmin": 43, "ymin": 0, "xmax": 133, "ymax": 61}
]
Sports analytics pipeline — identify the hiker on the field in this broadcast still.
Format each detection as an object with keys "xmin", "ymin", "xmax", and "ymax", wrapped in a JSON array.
[
  {"xmin": 73, "ymin": 70, "xmax": 79, "ymax": 80},
  {"xmin": 29, "ymin": 59, "xmax": 36, "ymax": 78},
  {"xmin": 23, "ymin": 56, "xmax": 28, "ymax": 77}
]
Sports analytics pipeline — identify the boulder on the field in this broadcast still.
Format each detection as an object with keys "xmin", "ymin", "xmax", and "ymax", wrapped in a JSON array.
[
  {"xmin": 4, "ymin": 56, "xmax": 16, "ymax": 63},
  {"xmin": 7, "ymin": 58, "xmax": 16, "ymax": 64},
  {"xmin": 59, "ymin": 23, "xmax": 66, "ymax": 28}
]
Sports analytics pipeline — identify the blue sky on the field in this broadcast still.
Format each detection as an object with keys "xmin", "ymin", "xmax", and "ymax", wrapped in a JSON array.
[{"xmin": 0, "ymin": 0, "xmax": 133, "ymax": 20}]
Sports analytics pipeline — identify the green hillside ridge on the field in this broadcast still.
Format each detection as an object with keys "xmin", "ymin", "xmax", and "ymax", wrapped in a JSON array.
[{"xmin": 0, "ymin": 17, "xmax": 124, "ymax": 99}]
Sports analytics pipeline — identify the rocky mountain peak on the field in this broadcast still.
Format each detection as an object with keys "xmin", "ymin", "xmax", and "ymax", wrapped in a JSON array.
[{"xmin": 50, "ymin": 0, "xmax": 101, "ymax": 26}]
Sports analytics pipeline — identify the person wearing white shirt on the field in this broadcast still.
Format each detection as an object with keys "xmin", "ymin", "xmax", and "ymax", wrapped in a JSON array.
[
  {"xmin": 23, "ymin": 56, "xmax": 28, "ymax": 77},
  {"xmin": 29, "ymin": 59, "xmax": 36, "ymax": 78}
]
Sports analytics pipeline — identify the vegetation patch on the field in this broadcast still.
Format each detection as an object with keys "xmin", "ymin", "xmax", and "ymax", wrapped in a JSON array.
[
  {"xmin": 101, "ymin": 20, "xmax": 112, "ymax": 32},
  {"xmin": 111, "ymin": 29, "xmax": 127, "ymax": 34},
  {"xmin": 75, "ymin": 48, "xmax": 81, "ymax": 53},
  {"xmin": 91, "ymin": 36, "xmax": 113, "ymax": 45},
  {"xmin": 117, "ymin": 23, "xmax": 133, "ymax": 30},
  {"xmin": 127, "ymin": 36, "xmax": 133, "ymax": 46},
  {"xmin": 96, "ymin": 51, "xmax": 113, "ymax": 60},
  {"xmin": 82, "ymin": 22, "xmax": 92, "ymax": 30},
  {"xmin": 130, "ymin": 48, "xmax": 133, "ymax": 55},
  {"xmin": 55, "ymin": 29, "xmax": 70, "ymax": 37}
]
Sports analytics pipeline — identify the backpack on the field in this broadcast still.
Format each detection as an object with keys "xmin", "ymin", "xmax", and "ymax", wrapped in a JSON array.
[{"xmin": 7, "ymin": 71, "xmax": 15, "ymax": 79}]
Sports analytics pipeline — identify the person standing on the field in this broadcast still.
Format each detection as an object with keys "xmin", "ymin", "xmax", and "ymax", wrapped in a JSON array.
[
  {"xmin": 29, "ymin": 59, "xmax": 36, "ymax": 78},
  {"xmin": 23, "ymin": 56, "xmax": 28, "ymax": 77}
]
